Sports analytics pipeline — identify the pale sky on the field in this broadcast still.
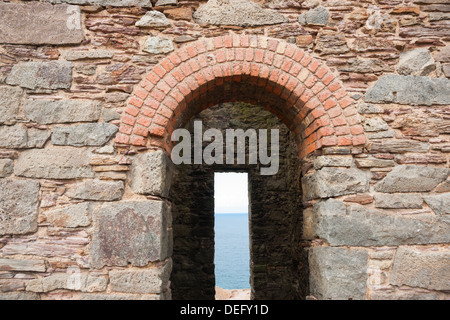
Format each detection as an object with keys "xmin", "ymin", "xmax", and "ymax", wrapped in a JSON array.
[{"xmin": 214, "ymin": 172, "xmax": 249, "ymax": 214}]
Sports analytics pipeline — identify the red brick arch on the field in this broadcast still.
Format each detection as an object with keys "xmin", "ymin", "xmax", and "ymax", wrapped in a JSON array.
[{"xmin": 115, "ymin": 34, "xmax": 366, "ymax": 158}]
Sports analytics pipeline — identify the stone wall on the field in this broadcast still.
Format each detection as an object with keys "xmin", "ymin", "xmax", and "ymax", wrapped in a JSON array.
[{"xmin": 0, "ymin": 0, "xmax": 449, "ymax": 300}]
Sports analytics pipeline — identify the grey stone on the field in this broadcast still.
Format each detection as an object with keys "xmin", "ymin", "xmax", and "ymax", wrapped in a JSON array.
[
  {"xmin": 0, "ymin": 179, "xmax": 40, "ymax": 235},
  {"xmin": 358, "ymin": 103, "xmax": 383, "ymax": 114},
  {"xmin": 369, "ymin": 139, "xmax": 429, "ymax": 153},
  {"xmin": 312, "ymin": 199, "xmax": 450, "ymax": 246},
  {"xmin": 390, "ymin": 247, "xmax": 450, "ymax": 291},
  {"xmin": 130, "ymin": 150, "xmax": 173, "ymax": 197},
  {"xmin": 0, "ymin": 3, "xmax": 84, "ymax": 45},
  {"xmin": 309, "ymin": 246, "xmax": 368, "ymax": 300},
  {"xmin": 44, "ymin": 202, "xmax": 92, "ymax": 228},
  {"xmin": 102, "ymin": 108, "xmax": 121, "ymax": 122},
  {"xmin": 193, "ymin": 0, "xmax": 287, "ymax": 27},
  {"xmin": 375, "ymin": 165, "xmax": 449, "ymax": 193},
  {"xmin": 313, "ymin": 156, "xmax": 353, "ymax": 170},
  {"xmin": 355, "ymin": 158, "xmax": 395, "ymax": 168},
  {"xmin": 0, "ymin": 86, "xmax": 23, "ymax": 123},
  {"xmin": 156, "ymin": 0, "xmax": 177, "ymax": 5},
  {"xmin": 363, "ymin": 117, "xmax": 389, "ymax": 132},
  {"xmin": 428, "ymin": 12, "xmax": 450, "ymax": 22},
  {"xmin": 0, "ymin": 125, "xmax": 51, "ymax": 149},
  {"xmin": 374, "ymin": 193, "xmax": 423, "ymax": 209},
  {"xmin": 27, "ymin": 273, "xmax": 108, "ymax": 293},
  {"xmin": 302, "ymin": 167, "xmax": 369, "ymax": 200},
  {"xmin": 398, "ymin": 48, "xmax": 436, "ymax": 76},
  {"xmin": 298, "ymin": 6, "xmax": 329, "ymax": 26},
  {"xmin": 143, "ymin": 37, "xmax": 174, "ymax": 54},
  {"xmin": 315, "ymin": 32, "xmax": 349, "ymax": 55},
  {"xmin": 341, "ymin": 57, "xmax": 391, "ymax": 73},
  {"xmin": 109, "ymin": 260, "xmax": 172, "ymax": 294},
  {"xmin": 66, "ymin": 180, "xmax": 124, "ymax": 201},
  {"xmin": 43, "ymin": 0, "xmax": 152, "ymax": 7},
  {"xmin": 367, "ymin": 130, "xmax": 396, "ymax": 139},
  {"xmin": 0, "ymin": 159, "xmax": 13, "ymax": 178},
  {"xmin": 24, "ymin": 99, "xmax": 102, "ymax": 124},
  {"xmin": 433, "ymin": 45, "xmax": 450, "ymax": 63},
  {"xmin": 364, "ymin": 74, "xmax": 450, "ymax": 105},
  {"xmin": 81, "ymin": 293, "xmax": 163, "ymax": 300},
  {"xmin": 434, "ymin": 179, "xmax": 450, "ymax": 193},
  {"xmin": 90, "ymin": 200, "xmax": 169, "ymax": 268},
  {"xmin": 52, "ymin": 123, "xmax": 118, "ymax": 147},
  {"xmin": 0, "ymin": 259, "xmax": 46, "ymax": 272},
  {"xmin": 6, "ymin": 61, "xmax": 73, "ymax": 90},
  {"xmin": 0, "ymin": 292, "xmax": 40, "ymax": 300},
  {"xmin": 63, "ymin": 50, "xmax": 115, "ymax": 61},
  {"xmin": 424, "ymin": 193, "xmax": 450, "ymax": 215},
  {"xmin": 136, "ymin": 11, "xmax": 171, "ymax": 28},
  {"xmin": 14, "ymin": 147, "xmax": 94, "ymax": 179}
]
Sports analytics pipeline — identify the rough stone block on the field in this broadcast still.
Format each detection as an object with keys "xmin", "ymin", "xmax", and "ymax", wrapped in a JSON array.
[
  {"xmin": 0, "ymin": 3, "xmax": 84, "ymax": 45},
  {"xmin": 24, "ymin": 99, "xmax": 102, "ymax": 124},
  {"xmin": 363, "ymin": 117, "xmax": 389, "ymax": 132},
  {"xmin": 109, "ymin": 260, "xmax": 172, "ymax": 294},
  {"xmin": 313, "ymin": 156, "xmax": 353, "ymax": 170},
  {"xmin": 302, "ymin": 167, "xmax": 369, "ymax": 200},
  {"xmin": 14, "ymin": 147, "xmax": 94, "ymax": 179},
  {"xmin": 355, "ymin": 158, "xmax": 395, "ymax": 168},
  {"xmin": 312, "ymin": 199, "xmax": 450, "ymax": 246},
  {"xmin": 193, "ymin": 0, "xmax": 287, "ymax": 27},
  {"xmin": 390, "ymin": 247, "xmax": 450, "ymax": 291},
  {"xmin": 309, "ymin": 247, "xmax": 368, "ymax": 300},
  {"xmin": 397, "ymin": 48, "xmax": 436, "ymax": 76},
  {"xmin": 368, "ymin": 139, "xmax": 429, "ymax": 153},
  {"xmin": 6, "ymin": 61, "xmax": 73, "ymax": 90},
  {"xmin": 90, "ymin": 201, "xmax": 169, "ymax": 268},
  {"xmin": 374, "ymin": 165, "xmax": 449, "ymax": 193},
  {"xmin": 52, "ymin": 123, "xmax": 118, "ymax": 147},
  {"xmin": 0, "ymin": 259, "xmax": 46, "ymax": 272},
  {"xmin": 44, "ymin": 202, "xmax": 92, "ymax": 228},
  {"xmin": 0, "ymin": 179, "xmax": 40, "ymax": 235},
  {"xmin": 136, "ymin": 11, "xmax": 171, "ymax": 28},
  {"xmin": 424, "ymin": 193, "xmax": 450, "ymax": 215},
  {"xmin": 130, "ymin": 150, "xmax": 173, "ymax": 197},
  {"xmin": 66, "ymin": 180, "xmax": 124, "ymax": 201},
  {"xmin": 63, "ymin": 50, "xmax": 115, "ymax": 61},
  {"xmin": 0, "ymin": 125, "xmax": 51, "ymax": 149},
  {"xmin": 374, "ymin": 193, "xmax": 423, "ymax": 209},
  {"xmin": 143, "ymin": 37, "xmax": 175, "ymax": 54},
  {"xmin": 43, "ymin": 0, "xmax": 152, "ymax": 7},
  {"xmin": 0, "ymin": 86, "xmax": 23, "ymax": 123},
  {"xmin": 298, "ymin": 6, "xmax": 329, "ymax": 26},
  {"xmin": 364, "ymin": 74, "xmax": 450, "ymax": 105},
  {"xmin": 26, "ymin": 273, "xmax": 108, "ymax": 293},
  {"xmin": 0, "ymin": 159, "xmax": 13, "ymax": 178}
]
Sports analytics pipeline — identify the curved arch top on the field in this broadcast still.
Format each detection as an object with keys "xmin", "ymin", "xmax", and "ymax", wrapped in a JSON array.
[{"xmin": 115, "ymin": 34, "xmax": 366, "ymax": 158}]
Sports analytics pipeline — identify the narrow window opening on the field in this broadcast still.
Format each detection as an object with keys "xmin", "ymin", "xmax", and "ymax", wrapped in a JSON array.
[{"xmin": 214, "ymin": 172, "xmax": 250, "ymax": 300}]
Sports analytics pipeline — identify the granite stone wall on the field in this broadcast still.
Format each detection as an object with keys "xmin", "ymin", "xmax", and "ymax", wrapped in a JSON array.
[{"xmin": 0, "ymin": 0, "xmax": 449, "ymax": 300}]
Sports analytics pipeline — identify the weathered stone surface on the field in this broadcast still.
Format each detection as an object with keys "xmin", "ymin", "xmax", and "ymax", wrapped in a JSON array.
[
  {"xmin": 66, "ymin": 180, "xmax": 124, "ymax": 201},
  {"xmin": 374, "ymin": 193, "xmax": 423, "ymax": 209},
  {"xmin": 109, "ymin": 260, "xmax": 172, "ymax": 294},
  {"xmin": 363, "ymin": 117, "xmax": 389, "ymax": 132},
  {"xmin": 27, "ymin": 273, "xmax": 108, "ymax": 293},
  {"xmin": 156, "ymin": 0, "xmax": 177, "ymax": 5},
  {"xmin": 0, "ymin": 86, "xmax": 23, "ymax": 123},
  {"xmin": 358, "ymin": 103, "xmax": 383, "ymax": 114},
  {"xmin": 309, "ymin": 247, "xmax": 368, "ymax": 300},
  {"xmin": 313, "ymin": 199, "xmax": 450, "ymax": 246},
  {"xmin": 6, "ymin": 61, "xmax": 73, "ymax": 90},
  {"xmin": 433, "ymin": 45, "xmax": 450, "ymax": 63},
  {"xmin": 341, "ymin": 57, "xmax": 391, "ymax": 74},
  {"xmin": 313, "ymin": 156, "xmax": 353, "ymax": 170},
  {"xmin": 14, "ymin": 147, "xmax": 94, "ymax": 179},
  {"xmin": 0, "ymin": 259, "xmax": 46, "ymax": 272},
  {"xmin": 0, "ymin": 3, "xmax": 84, "ymax": 45},
  {"xmin": 193, "ymin": 0, "xmax": 287, "ymax": 27},
  {"xmin": 63, "ymin": 50, "xmax": 115, "ymax": 61},
  {"xmin": 130, "ymin": 150, "xmax": 173, "ymax": 197},
  {"xmin": 368, "ymin": 139, "xmax": 429, "ymax": 153},
  {"xmin": 315, "ymin": 32, "xmax": 349, "ymax": 55},
  {"xmin": 398, "ymin": 48, "xmax": 436, "ymax": 76},
  {"xmin": 136, "ymin": 11, "xmax": 171, "ymax": 28},
  {"xmin": 24, "ymin": 99, "xmax": 102, "ymax": 124},
  {"xmin": 424, "ymin": 193, "xmax": 450, "ymax": 215},
  {"xmin": 302, "ymin": 167, "xmax": 369, "ymax": 200},
  {"xmin": 80, "ymin": 293, "xmax": 162, "ymax": 300},
  {"xmin": 0, "ymin": 125, "xmax": 51, "ymax": 149},
  {"xmin": 52, "ymin": 123, "xmax": 118, "ymax": 147},
  {"xmin": 355, "ymin": 158, "xmax": 395, "ymax": 168},
  {"xmin": 434, "ymin": 179, "xmax": 450, "ymax": 193},
  {"xmin": 375, "ymin": 165, "xmax": 449, "ymax": 193},
  {"xmin": 0, "ymin": 159, "xmax": 13, "ymax": 178},
  {"xmin": 0, "ymin": 292, "xmax": 40, "ymax": 300},
  {"xmin": 390, "ymin": 247, "xmax": 450, "ymax": 291},
  {"xmin": 143, "ymin": 37, "xmax": 174, "ymax": 54},
  {"xmin": 44, "ymin": 203, "xmax": 92, "ymax": 228},
  {"xmin": 364, "ymin": 75, "xmax": 450, "ymax": 105},
  {"xmin": 43, "ymin": 0, "xmax": 152, "ymax": 7},
  {"xmin": 0, "ymin": 179, "xmax": 40, "ymax": 235},
  {"xmin": 298, "ymin": 6, "xmax": 329, "ymax": 26},
  {"xmin": 90, "ymin": 200, "xmax": 169, "ymax": 268}
]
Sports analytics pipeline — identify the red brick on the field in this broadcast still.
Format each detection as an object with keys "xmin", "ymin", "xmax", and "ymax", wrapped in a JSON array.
[
  {"xmin": 320, "ymin": 136, "xmax": 337, "ymax": 147},
  {"xmin": 350, "ymin": 124, "xmax": 364, "ymax": 135},
  {"xmin": 254, "ymin": 49, "xmax": 264, "ymax": 63},
  {"xmin": 299, "ymin": 89, "xmax": 314, "ymax": 104},
  {"xmin": 327, "ymin": 106, "xmax": 342, "ymax": 118},
  {"xmin": 322, "ymin": 72, "xmax": 335, "ymax": 86},
  {"xmin": 134, "ymin": 88, "xmax": 149, "ymax": 101},
  {"xmin": 197, "ymin": 55, "xmax": 208, "ymax": 68},
  {"xmin": 292, "ymin": 49, "xmax": 305, "ymax": 62},
  {"xmin": 216, "ymin": 49, "xmax": 226, "ymax": 63},
  {"xmin": 240, "ymin": 35, "xmax": 250, "ymax": 47},
  {"xmin": 180, "ymin": 63, "xmax": 193, "ymax": 77},
  {"xmin": 164, "ymin": 74, "xmax": 178, "ymax": 88},
  {"xmin": 300, "ymin": 54, "xmax": 312, "ymax": 67},
  {"xmin": 315, "ymin": 66, "xmax": 328, "ymax": 79},
  {"xmin": 137, "ymin": 115, "xmax": 152, "ymax": 127},
  {"xmin": 311, "ymin": 81, "xmax": 325, "ymax": 95},
  {"xmin": 284, "ymin": 44, "xmax": 296, "ymax": 58},
  {"xmin": 264, "ymin": 51, "xmax": 275, "ymax": 65},
  {"xmin": 146, "ymin": 72, "xmax": 160, "ymax": 85},
  {"xmin": 150, "ymin": 88, "xmax": 165, "ymax": 102},
  {"xmin": 131, "ymin": 136, "xmax": 147, "ymax": 146},
  {"xmin": 308, "ymin": 60, "xmax": 320, "ymax": 73},
  {"xmin": 323, "ymin": 98, "xmax": 337, "ymax": 110},
  {"xmin": 337, "ymin": 136, "xmax": 352, "ymax": 146},
  {"xmin": 160, "ymin": 59, "xmax": 174, "ymax": 72},
  {"xmin": 223, "ymin": 35, "xmax": 233, "ymax": 48},
  {"xmin": 318, "ymin": 126, "xmax": 334, "ymax": 138},
  {"xmin": 328, "ymin": 81, "xmax": 341, "ymax": 92},
  {"xmin": 289, "ymin": 63, "xmax": 302, "ymax": 77},
  {"xmin": 304, "ymin": 75, "xmax": 317, "ymax": 88},
  {"xmin": 267, "ymin": 39, "xmax": 279, "ymax": 51},
  {"xmin": 226, "ymin": 48, "xmax": 235, "ymax": 61},
  {"xmin": 172, "ymin": 68, "xmax": 185, "ymax": 82},
  {"xmin": 122, "ymin": 115, "xmax": 136, "ymax": 126},
  {"xmin": 153, "ymin": 114, "xmax": 170, "ymax": 126},
  {"xmin": 282, "ymin": 59, "xmax": 293, "ymax": 72},
  {"xmin": 125, "ymin": 105, "xmax": 140, "ymax": 117},
  {"xmin": 129, "ymin": 97, "xmax": 144, "ymax": 108},
  {"xmin": 163, "ymin": 96, "xmax": 178, "ymax": 110},
  {"xmin": 157, "ymin": 80, "xmax": 171, "ymax": 95},
  {"xmin": 332, "ymin": 115, "xmax": 347, "ymax": 127},
  {"xmin": 168, "ymin": 52, "xmax": 182, "ymax": 66},
  {"xmin": 115, "ymin": 133, "xmax": 130, "ymax": 144},
  {"xmin": 141, "ymin": 106, "xmax": 156, "ymax": 118},
  {"xmin": 317, "ymin": 89, "xmax": 332, "ymax": 102},
  {"xmin": 269, "ymin": 69, "xmax": 281, "ymax": 83},
  {"xmin": 334, "ymin": 88, "xmax": 347, "ymax": 100},
  {"xmin": 352, "ymin": 135, "xmax": 367, "ymax": 146},
  {"xmin": 245, "ymin": 48, "xmax": 254, "ymax": 62},
  {"xmin": 235, "ymin": 48, "xmax": 245, "ymax": 61},
  {"xmin": 335, "ymin": 125, "xmax": 350, "ymax": 136},
  {"xmin": 310, "ymin": 105, "xmax": 325, "ymax": 119},
  {"xmin": 153, "ymin": 65, "xmax": 166, "ymax": 78},
  {"xmin": 339, "ymin": 97, "xmax": 354, "ymax": 109},
  {"xmin": 188, "ymin": 59, "xmax": 200, "ymax": 72},
  {"xmin": 194, "ymin": 72, "xmax": 207, "ymax": 87},
  {"xmin": 273, "ymin": 55, "xmax": 284, "ymax": 68},
  {"xmin": 214, "ymin": 36, "xmax": 224, "ymax": 49},
  {"xmin": 133, "ymin": 125, "xmax": 149, "ymax": 137},
  {"xmin": 186, "ymin": 45, "xmax": 197, "ymax": 58},
  {"xmin": 119, "ymin": 123, "xmax": 133, "ymax": 135},
  {"xmin": 144, "ymin": 97, "xmax": 159, "ymax": 110}
]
